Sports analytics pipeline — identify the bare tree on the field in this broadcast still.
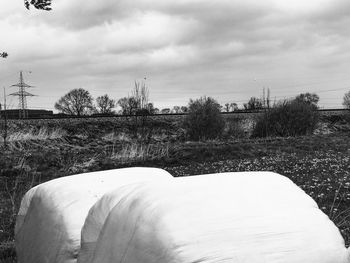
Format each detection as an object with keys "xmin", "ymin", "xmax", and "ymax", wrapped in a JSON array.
[
  {"xmin": 161, "ymin": 108, "xmax": 171, "ymax": 114},
  {"xmin": 132, "ymin": 81, "xmax": 149, "ymax": 113},
  {"xmin": 243, "ymin": 97, "xmax": 263, "ymax": 110},
  {"xmin": 343, "ymin": 91, "xmax": 350, "ymax": 110},
  {"xmin": 181, "ymin": 106, "xmax": 188, "ymax": 113},
  {"xmin": 55, "ymin": 88, "xmax": 94, "ymax": 116},
  {"xmin": 230, "ymin": 103, "xmax": 238, "ymax": 111},
  {"xmin": 118, "ymin": 81, "xmax": 151, "ymax": 115},
  {"xmin": 295, "ymin": 92, "xmax": 319, "ymax": 109},
  {"xmin": 146, "ymin": 102, "xmax": 156, "ymax": 114},
  {"xmin": 96, "ymin": 94, "xmax": 115, "ymax": 114},
  {"xmin": 132, "ymin": 81, "xmax": 150, "ymax": 139},
  {"xmin": 117, "ymin": 81, "xmax": 153, "ymax": 139},
  {"xmin": 224, "ymin": 103, "xmax": 230, "ymax": 112},
  {"xmin": 24, "ymin": 0, "xmax": 52, "ymax": 10},
  {"xmin": 172, "ymin": 106, "xmax": 181, "ymax": 113},
  {"xmin": 118, "ymin": 97, "xmax": 132, "ymax": 115}
]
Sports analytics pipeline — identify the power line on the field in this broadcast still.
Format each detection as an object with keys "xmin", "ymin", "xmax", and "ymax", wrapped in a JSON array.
[
  {"xmin": 7, "ymin": 84, "xmax": 348, "ymax": 111},
  {"xmin": 9, "ymin": 71, "xmax": 36, "ymax": 119}
]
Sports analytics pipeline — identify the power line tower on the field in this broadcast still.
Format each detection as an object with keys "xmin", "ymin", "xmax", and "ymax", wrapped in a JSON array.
[{"xmin": 9, "ymin": 71, "xmax": 35, "ymax": 119}]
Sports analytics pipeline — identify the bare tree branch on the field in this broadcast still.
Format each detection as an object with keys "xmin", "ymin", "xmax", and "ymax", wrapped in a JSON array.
[{"xmin": 24, "ymin": 0, "xmax": 52, "ymax": 11}]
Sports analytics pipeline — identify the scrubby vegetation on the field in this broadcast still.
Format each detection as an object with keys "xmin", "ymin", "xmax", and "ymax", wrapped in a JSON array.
[
  {"xmin": 183, "ymin": 96, "xmax": 225, "ymax": 140},
  {"xmin": 1, "ymin": 111, "xmax": 350, "ymax": 261},
  {"xmin": 253, "ymin": 99, "xmax": 319, "ymax": 137}
]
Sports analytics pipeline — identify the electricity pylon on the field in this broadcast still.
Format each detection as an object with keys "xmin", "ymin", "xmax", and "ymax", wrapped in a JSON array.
[{"xmin": 9, "ymin": 71, "xmax": 35, "ymax": 119}]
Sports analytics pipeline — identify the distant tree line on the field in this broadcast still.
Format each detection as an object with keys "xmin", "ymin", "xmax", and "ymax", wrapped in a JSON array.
[
  {"xmin": 53, "ymin": 88, "xmax": 277, "ymax": 117},
  {"xmin": 54, "ymin": 83, "xmax": 191, "ymax": 116},
  {"xmin": 54, "ymin": 84, "xmax": 350, "ymax": 118},
  {"xmin": 343, "ymin": 91, "xmax": 350, "ymax": 110},
  {"xmin": 54, "ymin": 81, "xmax": 173, "ymax": 116}
]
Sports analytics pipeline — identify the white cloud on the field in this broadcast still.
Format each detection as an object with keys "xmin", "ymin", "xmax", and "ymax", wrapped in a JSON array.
[{"xmin": 1, "ymin": 0, "xmax": 350, "ymax": 110}]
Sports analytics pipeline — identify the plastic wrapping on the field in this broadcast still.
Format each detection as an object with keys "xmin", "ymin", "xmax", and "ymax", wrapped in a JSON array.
[
  {"xmin": 15, "ymin": 167, "xmax": 173, "ymax": 263},
  {"xmin": 87, "ymin": 172, "xmax": 349, "ymax": 263}
]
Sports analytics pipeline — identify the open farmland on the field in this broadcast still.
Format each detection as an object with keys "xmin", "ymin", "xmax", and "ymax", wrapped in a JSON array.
[
  {"xmin": 1, "ymin": 112, "xmax": 350, "ymax": 261},
  {"xmin": 4, "ymin": 0, "xmax": 350, "ymax": 261}
]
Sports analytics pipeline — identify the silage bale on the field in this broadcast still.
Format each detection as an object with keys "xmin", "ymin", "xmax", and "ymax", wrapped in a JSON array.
[
  {"xmin": 15, "ymin": 167, "xmax": 173, "ymax": 263},
  {"xmin": 78, "ymin": 183, "xmax": 143, "ymax": 263},
  {"xmin": 89, "ymin": 172, "xmax": 350, "ymax": 263}
]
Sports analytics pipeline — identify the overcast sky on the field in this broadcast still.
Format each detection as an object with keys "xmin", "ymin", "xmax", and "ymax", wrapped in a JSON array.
[{"xmin": 1, "ymin": 0, "xmax": 350, "ymax": 111}]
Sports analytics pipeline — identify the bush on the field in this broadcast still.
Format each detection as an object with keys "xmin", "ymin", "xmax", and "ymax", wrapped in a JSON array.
[
  {"xmin": 342, "ymin": 91, "xmax": 350, "ymax": 110},
  {"xmin": 184, "ymin": 96, "xmax": 225, "ymax": 140},
  {"xmin": 223, "ymin": 119, "xmax": 247, "ymax": 139},
  {"xmin": 252, "ymin": 99, "xmax": 319, "ymax": 137}
]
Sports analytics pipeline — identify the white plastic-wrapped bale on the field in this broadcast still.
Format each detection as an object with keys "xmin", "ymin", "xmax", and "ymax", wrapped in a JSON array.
[
  {"xmin": 15, "ymin": 167, "xmax": 173, "ymax": 263},
  {"xmin": 89, "ymin": 172, "xmax": 350, "ymax": 263},
  {"xmin": 78, "ymin": 183, "xmax": 143, "ymax": 263}
]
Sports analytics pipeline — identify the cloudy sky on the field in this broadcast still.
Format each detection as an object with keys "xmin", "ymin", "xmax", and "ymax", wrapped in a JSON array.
[{"xmin": 1, "ymin": 0, "xmax": 350, "ymax": 111}]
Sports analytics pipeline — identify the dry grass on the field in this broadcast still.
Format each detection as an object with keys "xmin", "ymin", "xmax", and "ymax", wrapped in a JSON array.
[
  {"xmin": 0, "ymin": 241, "xmax": 16, "ymax": 263},
  {"xmin": 68, "ymin": 157, "xmax": 98, "ymax": 174},
  {"xmin": 111, "ymin": 142, "xmax": 169, "ymax": 163},
  {"xmin": 0, "ymin": 127, "xmax": 67, "ymax": 150},
  {"xmin": 102, "ymin": 132, "xmax": 131, "ymax": 142},
  {"xmin": 5, "ymin": 127, "xmax": 66, "ymax": 142}
]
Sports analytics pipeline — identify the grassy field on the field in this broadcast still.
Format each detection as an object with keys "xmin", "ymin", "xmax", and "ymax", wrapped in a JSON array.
[{"xmin": 1, "ymin": 113, "xmax": 350, "ymax": 261}]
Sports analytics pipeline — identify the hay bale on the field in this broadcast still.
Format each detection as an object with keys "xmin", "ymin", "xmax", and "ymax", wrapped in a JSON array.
[
  {"xmin": 87, "ymin": 172, "xmax": 349, "ymax": 263},
  {"xmin": 15, "ymin": 167, "xmax": 173, "ymax": 263}
]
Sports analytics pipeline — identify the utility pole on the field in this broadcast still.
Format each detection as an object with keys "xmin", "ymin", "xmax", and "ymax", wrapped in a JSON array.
[
  {"xmin": 1, "ymin": 52, "xmax": 8, "ymax": 147},
  {"xmin": 9, "ymin": 71, "xmax": 35, "ymax": 119},
  {"xmin": 262, "ymin": 87, "xmax": 266, "ymax": 109},
  {"xmin": 3, "ymin": 87, "xmax": 8, "ymax": 148}
]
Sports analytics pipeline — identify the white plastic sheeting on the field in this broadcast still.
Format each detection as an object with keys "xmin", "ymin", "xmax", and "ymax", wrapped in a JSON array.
[
  {"xmin": 78, "ymin": 183, "xmax": 142, "ymax": 263},
  {"xmin": 15, "ymin": 167, "xmax": 173, "ymax": 263},
  {"xmin": 87, "ymin": 172, "xmax": 350, "ymax": 263}
]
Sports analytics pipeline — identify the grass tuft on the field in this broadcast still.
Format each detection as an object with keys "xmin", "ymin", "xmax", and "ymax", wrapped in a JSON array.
[
  {"xmin": 0, "ymin": 127, "xmax": 66, "ymax": 150},
  {"xmin": 102, "ymin": 132, "xmax": 131, "ymax": 142},
  {"xmin": 6, "ymin": 127, "xmax": 66, "ymax": 142},
  {"xmin": 111, "ymin": 142, "xmax": 169, "ymax": 164}
]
